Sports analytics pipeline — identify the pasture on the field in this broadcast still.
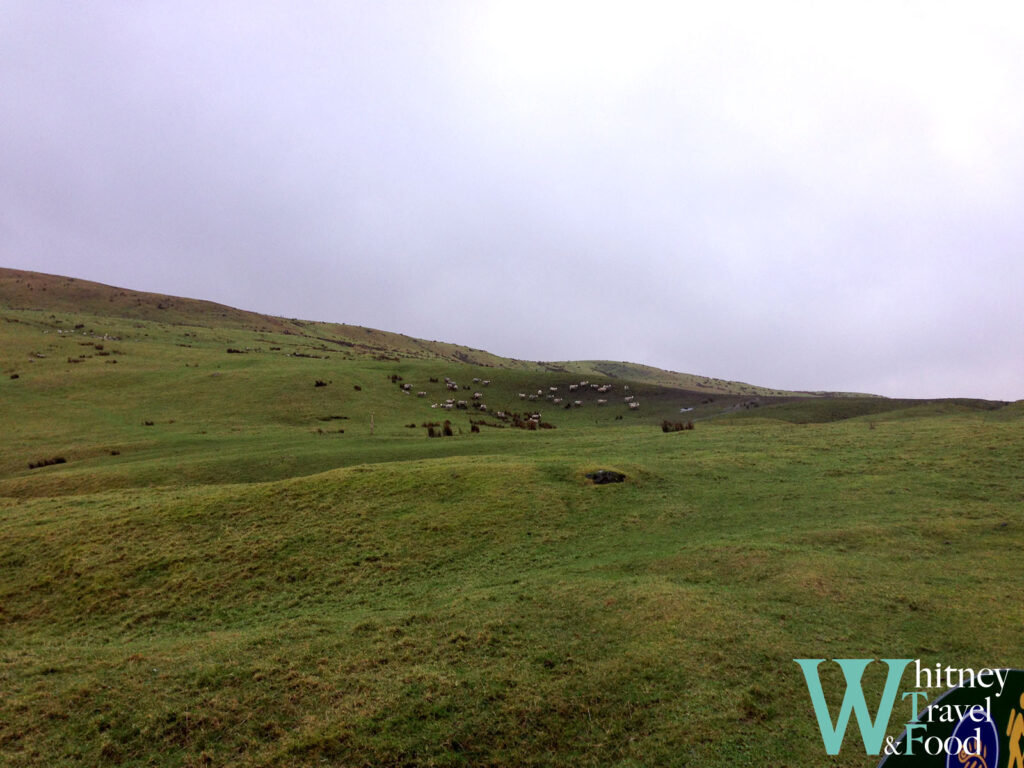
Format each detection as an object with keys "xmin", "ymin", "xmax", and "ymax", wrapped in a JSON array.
[{"xmin": 1, "ymin": 270, "xmax": 1021, "ymax": 766}]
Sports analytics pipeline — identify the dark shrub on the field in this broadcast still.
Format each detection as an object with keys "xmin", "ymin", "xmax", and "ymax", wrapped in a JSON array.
[
  {"xmin": 661, "ymin": 420, "xmax": 696, "ymax": 433},
  {"xmin": 28, "ymin": 456, "xmax": 66, "ymax": 469}
]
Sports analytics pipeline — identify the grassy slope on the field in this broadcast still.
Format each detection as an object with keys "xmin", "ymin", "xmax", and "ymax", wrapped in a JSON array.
[
  {"xmin": 0, "ymin": 267, "xmax": 819, "ymax": 396},
  {"xmin": 0, "ymin": 267, "xmax": 537, "ymax": 371},
  {"xmin": 1, "ymin": 268, "xmax": 1022, "ymax": 767}
]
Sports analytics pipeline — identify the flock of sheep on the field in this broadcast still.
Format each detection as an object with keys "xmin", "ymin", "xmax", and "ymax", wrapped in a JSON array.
[{"xmin": 395, "ymin": 375, "xmax": 641, "ymax": 417}]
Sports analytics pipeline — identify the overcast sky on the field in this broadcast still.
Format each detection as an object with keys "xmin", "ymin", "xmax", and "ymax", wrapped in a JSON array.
[{"xmin": 3, "ymin": 2, "xmax": 1022, "ymax": 399}]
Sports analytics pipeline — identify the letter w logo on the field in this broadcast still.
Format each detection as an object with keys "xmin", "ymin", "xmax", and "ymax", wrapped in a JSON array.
[{"xmin": 795, "ymin": 658, "xmax": 911, "ymax": 755}]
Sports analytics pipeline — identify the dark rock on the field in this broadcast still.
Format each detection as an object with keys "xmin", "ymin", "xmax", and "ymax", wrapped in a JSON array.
[{"xmin": 586, "ymin": 470, "xmax": 626, "ymax": 485}]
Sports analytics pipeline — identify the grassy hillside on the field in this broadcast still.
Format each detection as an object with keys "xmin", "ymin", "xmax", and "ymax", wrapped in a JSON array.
[
  {"xmin": 0, "ymin": 267, "xmax": 536, "ymax": 370},
  {"xmin": 1, "ymin": 268, "xmax": 1022, "ymax": 767},
  {"xmin": 0, "ymin": 267, "xmax": 817, "ymax": 396}
]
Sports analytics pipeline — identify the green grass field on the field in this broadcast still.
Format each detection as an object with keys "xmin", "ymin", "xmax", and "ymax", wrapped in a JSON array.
[{"xmin": 2, "ymin": 269, "xmax": 1022, "ymax": 766}]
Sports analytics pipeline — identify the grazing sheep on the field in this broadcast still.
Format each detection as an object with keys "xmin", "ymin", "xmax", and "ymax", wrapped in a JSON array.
[
  {"xmin": 518, "ymin": 393, "xmax": 527, "ymax": 399},
  {"xmin": 573, "ymin": 400, "xmax": 582, "ymax": 407},
  {"xmin": 597, "ymin": 399, "xmax": 607, "ymax": 405},
  {"xmin": 629, "ymin": 402, "xmax": 640, "ymax": 409}
]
